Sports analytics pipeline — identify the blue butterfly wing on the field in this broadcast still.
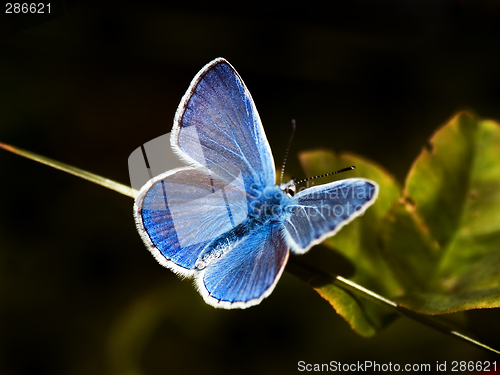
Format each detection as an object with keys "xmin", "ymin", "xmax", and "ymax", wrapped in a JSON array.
[
  {"xmin": 196, "ymin": 222, "xmax": 289, "ymax": 308},
  {"xmin": 171, "ymin": 58, "xmax": 276, "ymax": 191},
  {"xmin": 283, "ymin": 179, "xmax": 379, "ymax": 254},
  {"xmin": 134, "ymin": 167, "xmax": 248, "ymax": 277}
]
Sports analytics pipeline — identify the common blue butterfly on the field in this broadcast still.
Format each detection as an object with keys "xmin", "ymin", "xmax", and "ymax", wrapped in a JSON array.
[{"xmin": 133, "ymin": 58, "xmax": 378, "ymax": 309}]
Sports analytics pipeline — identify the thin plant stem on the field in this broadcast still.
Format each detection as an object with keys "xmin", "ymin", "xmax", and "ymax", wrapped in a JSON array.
[
  {"xmin": 0, "ymin": 142, "xmax": 137, "ymax": 198},
  {"xmin": 335, "ymin": 276, "xmax": 500, "ymax": 355}
]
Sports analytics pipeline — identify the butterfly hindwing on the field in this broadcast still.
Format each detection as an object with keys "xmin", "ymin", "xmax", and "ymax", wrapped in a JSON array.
[
  {"xmin": 283, "ymin": 179, "xmax": 379, "ymax": 254},
  {"xmin": 196, "ymin": 222, "xmax": 289, "ymax": 308}
]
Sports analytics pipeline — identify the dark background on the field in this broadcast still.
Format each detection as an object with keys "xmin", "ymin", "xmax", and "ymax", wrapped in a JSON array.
[{"xmin": 1, "ymin": 1, "xmax": 500, "ymax": 374}]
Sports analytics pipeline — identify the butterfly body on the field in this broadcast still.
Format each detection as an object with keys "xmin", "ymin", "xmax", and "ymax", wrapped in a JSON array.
[{"xmin": 134, "ymin": 58, "xmax": 379, "ymax": 308}]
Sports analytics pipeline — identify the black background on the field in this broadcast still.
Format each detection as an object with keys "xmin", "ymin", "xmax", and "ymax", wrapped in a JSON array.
[{"xmin": 1, "ymin": 1, "xmax": 500, "ymax": 374}]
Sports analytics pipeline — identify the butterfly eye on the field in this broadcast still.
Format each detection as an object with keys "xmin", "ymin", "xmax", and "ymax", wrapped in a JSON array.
[
  {"xmin": 281, "ymin": 177, "xmax": 297, "ymax": 197},
  {"xmin": 284, "ymin": 185, "xmax": 296, "ymax": 197},
  {"xmin": 285, "ymin": 188, "xmax": 295, "ymax": 197}
]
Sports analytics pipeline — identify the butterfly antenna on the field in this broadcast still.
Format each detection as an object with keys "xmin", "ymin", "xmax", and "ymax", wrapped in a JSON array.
[
  {"xmin": 292, "ymin": 166, "xmax": 356, "ymax": 187},
  {"xmin": 280, "ymin": 119, "xmax": 297, "ymax": 185}
]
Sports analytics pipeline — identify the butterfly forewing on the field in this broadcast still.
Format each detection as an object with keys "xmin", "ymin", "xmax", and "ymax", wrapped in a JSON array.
[
  {"xmin": 172, "ymin": 58, "xmax": 276, "ymax": 191},
  {"xmin": 283, "ymin": 179, "xmax": 379, "ymax": 254},
  {"xmin": 134, "ymin": 166, "xmax": 248, "ymax": 277}
]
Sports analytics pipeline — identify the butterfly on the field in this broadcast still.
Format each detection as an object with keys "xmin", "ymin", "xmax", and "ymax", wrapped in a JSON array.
[{"xmin": 133, "ymin": 58, "xmax": 379, "ymax": 309}]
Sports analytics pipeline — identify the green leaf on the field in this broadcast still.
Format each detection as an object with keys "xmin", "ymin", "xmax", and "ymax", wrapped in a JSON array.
[
  {"xmin": 290, "ymin": 149, "xmax": 402, "ymax": 336},
  {"xmin": 381, "ymin": 112, "xmax": 500, "ymax": 314}
]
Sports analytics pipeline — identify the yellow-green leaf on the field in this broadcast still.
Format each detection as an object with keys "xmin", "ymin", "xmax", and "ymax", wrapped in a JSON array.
[{"xmin": 381, "ymin": 112, "xmax": 500, "ymax": 314}]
